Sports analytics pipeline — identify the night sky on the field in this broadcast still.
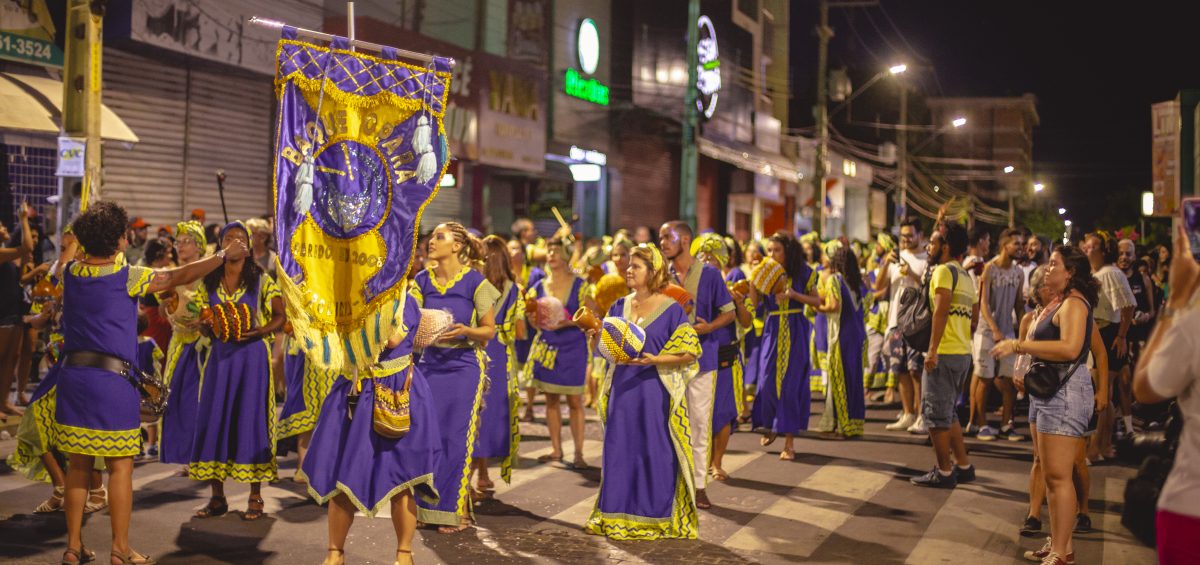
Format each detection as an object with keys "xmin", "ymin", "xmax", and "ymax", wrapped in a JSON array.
[{"xmin": 789, "ymin": 1, "xmax": 1200, "ymax": 232}]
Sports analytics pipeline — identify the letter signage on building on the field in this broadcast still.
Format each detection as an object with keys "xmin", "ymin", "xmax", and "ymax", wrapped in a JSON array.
[{"xmin": 696, "ymin": 15, "xmax": 721, "ymax": 119}]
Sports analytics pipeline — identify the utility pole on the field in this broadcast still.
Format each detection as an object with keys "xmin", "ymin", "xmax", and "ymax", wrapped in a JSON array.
[
  {"xmin": 679, "ymin": 0, "xmax": 700, "ymax": 228},
  {"xmin": 812, "ymin": 0, "xmax": 831, "ymax": 235},
  {"xmin": 897, "ymin": 84, "xmax": 907, "ymax": 223},
  {"xmin": 59, "ymin": 0, "xmax": 104, "ymax": 232}
]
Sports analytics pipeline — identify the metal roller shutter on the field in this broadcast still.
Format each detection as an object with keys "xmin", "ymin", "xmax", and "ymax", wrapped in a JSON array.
[
  {"xmin": 182, "ymin": 64, "xmax": 274, "ymax": 225},
  {"xmin": 100, "ymin": 48, "xmax": 188, "ymax": 226}
]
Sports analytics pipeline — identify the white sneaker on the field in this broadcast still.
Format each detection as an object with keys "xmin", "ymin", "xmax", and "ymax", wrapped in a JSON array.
[
  {"xmin": 886, "ymin": 413, "xmax": 917, "ymax": 431},
  {"xmin": 907, "ymin": 415, "xmax": 928, "ymax": 434}
]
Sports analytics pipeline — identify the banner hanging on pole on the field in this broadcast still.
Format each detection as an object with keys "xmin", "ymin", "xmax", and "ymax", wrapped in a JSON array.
[{"xmin": 271, "ymin": 27, "xmax": 452, "ymax": 372}]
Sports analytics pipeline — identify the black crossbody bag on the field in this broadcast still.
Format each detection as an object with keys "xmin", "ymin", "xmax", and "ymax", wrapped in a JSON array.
[{"xmin": 1025, "ymin": 300, "xmax": 1091, "ymax": 400}]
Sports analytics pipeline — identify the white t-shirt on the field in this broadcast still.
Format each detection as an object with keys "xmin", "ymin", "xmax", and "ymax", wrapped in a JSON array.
[
  {"xmin": 1146, "ymin": 307, "xmax": 1200, "ymax": 518},
  {"xmin": 884, "ymin": 248, "xmax": 929, "ymax": 331},
  {"xmin": 1093, "ymin": 264, "xmax": 1136, "ymax": 325}
]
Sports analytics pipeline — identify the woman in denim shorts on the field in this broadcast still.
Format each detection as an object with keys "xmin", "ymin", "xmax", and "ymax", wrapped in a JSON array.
[{"xmin": 993, "ymin": 246, "xmax": 1099, "ymax": 565}]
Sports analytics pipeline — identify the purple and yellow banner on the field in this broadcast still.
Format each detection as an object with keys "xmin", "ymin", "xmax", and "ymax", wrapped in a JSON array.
[{"xmin": 272, "ymin": 28, "xmax": 451, "ymax": 371}]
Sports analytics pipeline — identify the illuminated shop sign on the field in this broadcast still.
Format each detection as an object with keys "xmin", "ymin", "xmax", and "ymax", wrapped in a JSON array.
[
  {"xmin": 696, "ymin": 15, "xmax": 721, "ymax": 119},
  {"xmin": 564, "ymin": 18, "xmax": 610, "ymax": 105}
]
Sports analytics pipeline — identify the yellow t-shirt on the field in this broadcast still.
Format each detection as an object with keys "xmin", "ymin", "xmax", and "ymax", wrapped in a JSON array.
[{"xmin": 928, "ymin": 261, "xmax": 976, "ymax": 355}]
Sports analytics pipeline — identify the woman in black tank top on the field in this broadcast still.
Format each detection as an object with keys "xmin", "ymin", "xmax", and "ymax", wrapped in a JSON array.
[{"xmin": 991, "ymin": 246, "xmax": 1099, "ymax": 564}]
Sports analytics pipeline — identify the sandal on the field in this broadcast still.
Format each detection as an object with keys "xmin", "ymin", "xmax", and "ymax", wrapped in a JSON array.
[
  {"xmin": 568, "ymin": 455, "xmax": 589, "ymax": 470},
  {"xmin": 109, "ymin": 549, "xmax": 155, "ymax": 565},
  {"xmin": 83, "ymin": 487, "xmax": 108, "ymax": 514},
  {"xmin": 322, "ymin": 548, "xmax": 345, "ymax": 565},
  {"xmin": 60, "ymin": 546, "xmax": 95, "ymax": 564},
  {"xmin": 195, "ymin": 495, "xmax": 228, "ymax": 518},
  {"xmin": 36, "ymin": 486, "xmax": 65, "ymax": 513},
  {"xmin": 520, "ymin": 409, "xmax": 535, "ymax": 423},
  {"xmin": 536, "ymin": 453, "xmax": 563, "ymax": 464},
  {"xmin": 710, "ymin": 467, "xmax": 729, "ymax": 481},
  {"xmin": 760, "ymin": 433, "xmax": 777, "ymax": 447},
  {"xmin": 780, "ymin": 448, "xmax": 795, "ymax": 461},
  {"xmin": 394, "ymin": 549, "xmax": 413, "ymax": 565},
  {"xmin": 437, "ymin": 520, "xmax": 474, "ymax": 534},
  {"xmin": 242, "ymin": 494, "xmax": 266, "ymax": 521}
]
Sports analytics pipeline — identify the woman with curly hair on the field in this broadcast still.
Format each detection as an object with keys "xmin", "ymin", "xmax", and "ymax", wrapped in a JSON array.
[
  {"xmin": 189, "ymin": 221, "xmax": 285, "ymax": 522},
  {"xmin": 584, "ymin": 243, "xmax": 701, "ymax": 540},
  {"xmin": 993, "ymin": 246, "xmax": 1100, "ymax": 565},
  {"xmin": 55, "ymin": 201, "xmax": 246, "ymax": 565},
  {"xmin": 751, "ymin": 232, "xmax": 821, "ymax": 460}
]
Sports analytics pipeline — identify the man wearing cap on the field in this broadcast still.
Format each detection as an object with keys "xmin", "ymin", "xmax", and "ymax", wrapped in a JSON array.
[
  {"xmin": 125, "ymin": 217, "xmax": 149, "ymax": 265},
  {"xmin": 191, "ymin": 209, "xmax": 206, "ymax": 223}
]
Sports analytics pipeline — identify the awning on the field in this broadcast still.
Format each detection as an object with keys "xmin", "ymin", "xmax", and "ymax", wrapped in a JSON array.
[
  {"xmin": 0, "ymin": 73, "xmax": 139, "ymax": 143},
  {"xmin": 698, "ymin": 136, "xmax": 806, "ymax": 183}
]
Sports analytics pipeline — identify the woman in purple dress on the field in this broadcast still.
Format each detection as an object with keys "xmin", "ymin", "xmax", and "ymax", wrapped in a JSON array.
[
  {"xmin": 585, "ymin": 243, "xmax": 700, "ymax": 540},
  {"xmin": 55, "ymin": 201, "xmax": 245, "ymax": 565},
  {"xmin": 509, "ymin": 237, "xmax": 545, "ymax": 423},
  {"xmin": 412, "ymin": 222, "xmax": 498, "ymax": 533},
  {"xmin": 189, "ymin": 222, "xmax": 284, "ymax": 522},
  {"xmin": 523, "ymin": 237, "xmax": 595, "ymax": 468},
  {"xmin": 471, "ymin": 235, "xmax": 525, "ymax": 496},
  {"xmin": 814, "ymin": 247, "xmax": 868, "ymax": 438},
  {"xmin": 751, "ymin": 232, "xmax": 821, "ymax": 461},
  {"xmin": 301, "ymin": 296, "xmax": 443, "ymax": 565},
  {"xmin": 158, "ymin": 221, "xmax": 207, "ymax": 473},
  {"xmin": 278, "ymin": 335, "xmax": 335, "ymax": 478}
]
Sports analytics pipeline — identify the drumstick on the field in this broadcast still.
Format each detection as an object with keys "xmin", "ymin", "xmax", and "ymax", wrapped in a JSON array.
[{"xmin": 551, "ymin": 207, "xmax": 570, "ymax": 230}]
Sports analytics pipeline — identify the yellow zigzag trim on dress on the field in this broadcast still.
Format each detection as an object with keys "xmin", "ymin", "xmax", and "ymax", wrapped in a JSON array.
[
  {"xmin": 56, "ymin": 423, "xmax": 140, "ymax": 458},
  {"xmin": 278, "ymin": 362, "xmax": 335, "ymax": 439},
  {"xmin": 827, "ymin": 344, "xmax": 864, "ymax": 437},
  {"xmin": 500, "ymin": 335, "xmax": 521, "ymax": 484},
  {"xmin": 417, "ymin": 349, "xmax": 487, "ymax": 527},
  {"xmin": 6, "ymin": 386, "xmax": 57, "ymax": 482},
  {"xmin": 776, "ymin": 286, "xmax": 792, "ymax": 399},
  {"xmin": 188, "ymin": 461, "xmax": 278, "ymax": 483}
]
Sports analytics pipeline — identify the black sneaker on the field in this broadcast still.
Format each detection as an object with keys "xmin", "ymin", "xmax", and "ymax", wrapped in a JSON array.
[
  {"xmin": 1019, "ymin": 515, "xmax": 1042, "ymax": 537},
  {"xmin": 911, "ymin": 467, "xmax": 957, "ymax": 489},
  {"xmin": 1073, "ymin": 513, "xmax": 1092, "ymax": 533},
  {"xmin": 955, "ymin": 465, "xmax": 977, "ymax": 484}
]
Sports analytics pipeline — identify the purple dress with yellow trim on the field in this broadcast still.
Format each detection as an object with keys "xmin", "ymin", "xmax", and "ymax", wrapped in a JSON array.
[
  {"xmin": 301, "ymin": 297, "xmax": 442, "ymax": 516},
  {"xmin": 411, "ymin": 267, "xmax": 498, "ymax": 526},
  {"xmin": 475, "ymin": 280, "xmax": 522, "ymax": 482},
  {"xmin": 188, "ymin": 277, "xmax": 279, "ymax": 483},
  {"xmin": 524, "ymin": 276, "xmax": 589, "ymax": 396},
  {"xmin": 752, "ymin": 266, "xmax": 816, "ymax": 435},
  {"xmin": 586, "ymin": 298, "xmax": 699, "ymax": 540},
  {"xmin": 817, "ymin": 274, "xmax": 867, "ymax": 436},
  {"xmin": 159, "ymin": 280, "xmax": 207, "ymax": 465},
  {"xmin": 278, "ymin": 337, "xmax": 336, "ymax": 439},
  {"xmin": 53, "ymin": 259, "xmax": 155, "ymax": 458}
]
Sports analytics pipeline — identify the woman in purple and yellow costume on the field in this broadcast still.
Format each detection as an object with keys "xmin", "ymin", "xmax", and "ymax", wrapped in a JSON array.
[
  {"xmin": 411, "ymin": 222, "xmax": 499, "ymax": 533},
  {"xmin": 802, "ymin": 233, "xmax": 829, "ymax": 396},
  {"xmin": 470, "ymin": 234, "xmax": 526, "ymax": 496},
  {"xmin": 814, "ymin": 246, "xmax": 868, "ymax": 438},
  {"xmin": 693, "ymin": 234, "xmax": 754, "ymax": 481},
  {"xmin": 189, "ymin": 221, "xmax": 284, "ymax": 522},
  {"xmin": 157, "ymin": 221, "xmax": 208, "ymax": 473},
  {"xmin": 736, "ymin": 239, "xmax": 765, "ymax": 422},
  {"xmin": 585, "ymin": 243, "xmax": 701, "ymax": 540},
  {"xmin": 523, "ymin": 236, "xmax": 596, "ymax": 468},
  {"xmin": 751, "ymin": 232, "xmax": 821, "ymax": 460},
  {"xmin": 301, "ymin": 292, "xmax": 443, "ymax": 565},
  {"xmin": 55, "ymin": 201, "xmax": 246, "ymax": 565},
  {"xmin": 278, "ymin": 332, "xmax": 337, "ymax": 477}
]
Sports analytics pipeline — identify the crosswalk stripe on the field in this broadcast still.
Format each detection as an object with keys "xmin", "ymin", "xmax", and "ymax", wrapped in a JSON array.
[
  {"xmin": 1101, "ymin": 477, "xmax": 1157, "ymax": 565},
  {"xmin": 902, "ymin": 480, "xmax": 1024, "ymax": 564},
  {"xmin": 723, "ymin": 463, "xmax": 891, "ymax": 557}
]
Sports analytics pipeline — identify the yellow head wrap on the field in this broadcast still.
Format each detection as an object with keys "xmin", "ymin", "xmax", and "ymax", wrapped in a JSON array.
[
  {"xmin": 636, "ymin": 242, "xmax": 665, "ymax": 272},
  {"xmin": 176, "ymin": 221, "xmax": 206, "ymax": 248},
  {"xmin": 689, "ymin": 232, "xmax": 729, "ymax": 267},
  {"xmin": 822, "ymin": 239, "xmax": 843, "ymax": 259}
]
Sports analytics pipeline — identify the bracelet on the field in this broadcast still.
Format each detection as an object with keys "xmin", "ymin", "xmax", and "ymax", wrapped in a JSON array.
[
  {"xmin": 215, "ymin": 249, "xmax": 227, "ymax": 261},
  {"xmin": 1012, "ymin": 340, "xmax": 1022, "ymax": 355}
]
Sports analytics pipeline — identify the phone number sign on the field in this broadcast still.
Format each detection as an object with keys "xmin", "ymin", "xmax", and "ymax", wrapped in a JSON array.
[{"xmin": 0, "ymin": 31, "xmax": 64, "ymax": 68}]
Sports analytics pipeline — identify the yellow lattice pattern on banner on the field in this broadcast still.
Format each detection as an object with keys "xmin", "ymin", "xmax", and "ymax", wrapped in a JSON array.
[{"xmin": 56, "ymin": 423, "xmax": 140, "ymax": 458}]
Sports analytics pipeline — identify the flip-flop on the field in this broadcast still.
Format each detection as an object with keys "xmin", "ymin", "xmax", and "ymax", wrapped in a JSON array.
[
  {"xmin": 710, "ymin": 468, "xmax": 729, "ymax": 481},
  {"xmin": 760, "ymin": 433, "xmax": 777, "ymax": 447},
  {"xmin": 568, "ymin": 459, "xmax": 590, "ymax": 470},
  {"xmin": 536, "ymin": 454, "xmax": 564, "ymax": 464}
]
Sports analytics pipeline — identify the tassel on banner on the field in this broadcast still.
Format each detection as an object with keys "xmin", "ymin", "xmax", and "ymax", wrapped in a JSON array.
[{"xmin": 413, "ymin": 115, "xmax": 438, "ymax": 184}]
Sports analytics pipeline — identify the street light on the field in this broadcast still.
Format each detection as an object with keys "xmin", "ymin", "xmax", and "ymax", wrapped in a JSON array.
[
  {"xmin": 909, "ymin": 117, "xmax": 968, "ymax": 156},
  {"xmin": 1034, "ymin": 182, "xmax": 1045, "ymax": 192},
  {"xmin": 1058, "ymin": 207, "xmax": 1067, "ymax": 215},
  {"xmin": 1004, "ymin": 165, "xmax": 1015, "ymax": 174},
  {"xmin": 1064, "ymin": 220, "xmax": 1073, "ymax": 227},
  {"xmin": 952, "ymin": 117, "xmax": 967, "ymax": 128},
  {"xmin": 831, "ymin": 63, "xmax": 908, "ymax": 117},
  {"xmin": 889, "ymin": 64, "xmax": 908, "ymax": 75}
]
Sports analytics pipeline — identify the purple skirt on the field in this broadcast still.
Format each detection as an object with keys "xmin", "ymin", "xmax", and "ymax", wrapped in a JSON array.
[
  {"xmin": 301, "ymin": 367, "xmax": 442, "ymax": 516},
  {"xmin": 189, "ymin": 339, "xmax": 276, "ymax": 483},
  {"xmin": 414, "ymin": 346, "xmax": 486, "ymax": 526},
  {"xmin": 475, "ymin": 338, "xmax": 516, "ymax": 463},
  {"xmin": 160, "ymin": 340, "xmax": 202, "ymax": 464},
  {"xmin": 752, "ymin": 318, "xmax": 812, "ymax": 435},
  {"xmin": 712, "ymin": 363, "xmax": 739, "ymax": 435},
  {"xmin": 528, "ymin": 328, "xmax": 589, "ymax": 395},
  {"xmin": 278, "ymin": 349, "xmax": 332, "ymax": 439},
  {"xmin": 54, "ymin": 364, "xmax": 141, "ymax": 457}
]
